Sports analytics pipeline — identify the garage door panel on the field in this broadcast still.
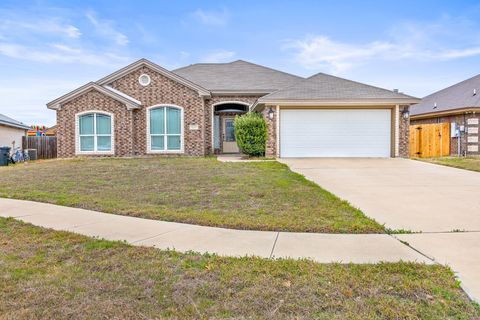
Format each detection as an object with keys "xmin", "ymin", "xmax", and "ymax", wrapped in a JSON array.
[{"xmin": 280, "ymin": 109, "xmax": 391, "ymax": 158}]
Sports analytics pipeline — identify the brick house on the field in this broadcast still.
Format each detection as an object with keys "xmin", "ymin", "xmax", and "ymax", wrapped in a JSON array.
[
  {"xmin": 47, "ymin": 59, "xmax": 419, "ymax": 158},
  {"xmin": 411, "ymin": 74, "xmax": 480, "ymax": 156}
]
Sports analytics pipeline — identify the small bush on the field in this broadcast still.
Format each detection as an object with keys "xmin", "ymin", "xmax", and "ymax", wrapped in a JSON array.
[{"xmin": 234, "ymin": 112, "xmax": 267, "ymax": 156}]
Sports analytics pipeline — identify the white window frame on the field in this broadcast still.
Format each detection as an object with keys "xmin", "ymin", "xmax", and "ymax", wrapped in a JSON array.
[
  {"xmin": 146, "ymin": 104, "xmax": 184, "ymax": 154},
  {"xmin": 75, "ymin": 110, "xmax": 115, "ymax": 155}
]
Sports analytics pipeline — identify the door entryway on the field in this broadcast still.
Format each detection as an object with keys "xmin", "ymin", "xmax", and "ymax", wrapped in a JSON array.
[{"xmin": 222, "ymin": 117, "xmax": 239, "ymax": 153}]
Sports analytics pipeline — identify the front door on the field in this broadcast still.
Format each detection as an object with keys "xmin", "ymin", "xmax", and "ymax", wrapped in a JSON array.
[{"xmin": 222, "ymin": 117, "xmax": 239, "ymax": 153}]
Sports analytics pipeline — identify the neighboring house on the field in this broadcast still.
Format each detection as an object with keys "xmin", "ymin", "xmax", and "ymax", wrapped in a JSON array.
[
  {"xmin": 411, "ymin": 75, "xmax": 480, "ymax": 156},
  {"xmin": 45, "ymin": 125, "xmax": 57, "ymax": 136},
  {"xmin": 47, "ymin": 59, "xmax": 419, "ymax": 158},
  {"xmin": 0, "ymin": 114, "xmax": 30, "ymax": 150}
]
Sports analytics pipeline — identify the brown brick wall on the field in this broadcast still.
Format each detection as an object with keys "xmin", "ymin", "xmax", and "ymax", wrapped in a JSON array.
[
  {"xmin": 110, "ymin": 66, "xmax": 206, "ymax": 156},
  {"xmin": 55, "ymin": 63, "xmax": 413, "ymax": 159},
  {"xmin": 262, "ymin": 107, "xmax": 277, "ymax": 157},
  {"xmin": 399, "ymin": 106, "xmax": 410, "ymax": 158},
  {"xmin": 411, "ymin": 113, "xmax": 480, "ymax": 156},
  {"xmin": 56, "ymin": 89, "xmax": 134, "ymax": 157}
]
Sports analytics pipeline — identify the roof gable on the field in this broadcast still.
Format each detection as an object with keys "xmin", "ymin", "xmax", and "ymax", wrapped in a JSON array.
[
  {"xmin": 97, "ymin": 59, "xmax": 210, "ymax": 97},
  {"xmin": 172, "ymin": 60, "xmax": 303, "ymax": 93},
  {"xmin": 411, "ymin": 74, "xmax": 480, "ymax": 116},
  {"xmin": 46, "ymin": 82, "xmax": 142, "ymax": 110},
  {"xmin": 258, "ymin": 73, "xmax": 419, "ymax": 104}
]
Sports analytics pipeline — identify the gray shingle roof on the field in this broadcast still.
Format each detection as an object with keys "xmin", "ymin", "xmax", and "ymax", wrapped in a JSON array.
[
  {"xmin": 172, "ymin": 60, "xmax": 303, "ymax": 92},
  {"xmin": 258, "ymin": 72, "xmax": 418, "ymax": 102},
  {"xmin": 0, "ymin": 114, "xmax": 30, "ymax": 130},
  {"xmin": 411, "ymin": 74, "xmax": 480, "ymax": 116}
]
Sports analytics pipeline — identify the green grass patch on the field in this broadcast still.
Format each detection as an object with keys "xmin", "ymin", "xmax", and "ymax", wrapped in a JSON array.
[
  {"xmin": 0, "ymin": 218, "xmax": 478, "ymax": 319},
  {"xmin": 0, "ymin": 157, "xmax": 384, "ymax": 233},
  {"xmin": 418, "ymin": 156, "xmax": 480, "ymax": 173}
]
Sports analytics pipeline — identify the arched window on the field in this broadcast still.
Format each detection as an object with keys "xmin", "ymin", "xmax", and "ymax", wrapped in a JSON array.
[
  {"xmin": 147, "ymin": 106, "xmax": 183, "ymax": 152},
  {"xmin": 77, "ymin": 112, "xmax": 113, "ymax": 153}
]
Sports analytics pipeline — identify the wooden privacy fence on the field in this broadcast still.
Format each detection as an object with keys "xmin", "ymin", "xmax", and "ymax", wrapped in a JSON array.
[
  {"xmin": 409, "ymin": 123, "xmax": 450, "ymax": 158},
  {"xmin": 23, "ymin": 136, "xmax": 57, "ymax": 159}
]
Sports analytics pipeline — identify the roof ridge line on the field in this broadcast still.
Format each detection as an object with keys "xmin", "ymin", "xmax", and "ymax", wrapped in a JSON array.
[
  {"xmin": 421, "ymin": 73, "xmax": 480, "ymax": 99},
  {"xmin": 308, "ymin": 72, "xmax": 417, "ymax": 99},
  {"xmin": 258, "ymin": 77, "xmax": 310, "ymax": 101},
  {"xmin": 231, "ymin": 59, "xmax": 303, "ymax": 79},
  {"xmin": 172, "ymin": 59, "xmax": 303, "ymax": 79}
]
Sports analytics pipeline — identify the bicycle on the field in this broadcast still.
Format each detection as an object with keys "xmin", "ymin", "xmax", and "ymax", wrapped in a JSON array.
[{"xmin": 10, "ymin": 148, "xmax": 29, "ymax": 163}]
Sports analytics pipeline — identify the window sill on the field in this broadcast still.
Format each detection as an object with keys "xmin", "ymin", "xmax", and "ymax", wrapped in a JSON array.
[
  {"xmin": 147, "ymin": 150, "xmax": 184, "ymax": 154},
  {"xmin": 76, "ymin": 151, "xmax": 115, "ymax": 156}
]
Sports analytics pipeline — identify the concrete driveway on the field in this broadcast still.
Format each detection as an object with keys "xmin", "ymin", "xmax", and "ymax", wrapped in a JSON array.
[
  {"xmin": 280, "ymin": 157, "xmax": 480, "ymax": 302},
  {"xmin": 280, "ymin": 158, "xmax": 480, "ymax": 232}
]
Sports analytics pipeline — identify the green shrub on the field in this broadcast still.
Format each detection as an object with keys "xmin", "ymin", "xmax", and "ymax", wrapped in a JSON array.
[{"xmin": 234, "ymin": 112, "xmax": 267, "ymax": 156}]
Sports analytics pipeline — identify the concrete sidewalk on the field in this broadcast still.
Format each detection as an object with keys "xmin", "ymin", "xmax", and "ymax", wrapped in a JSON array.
[
  {"xmin": 0, "ymin": 198, "xmax": 428, "ymax": 264},
  {"xmin": 397, "ymin": 232, "xmax": 480, "ymax": 303}
]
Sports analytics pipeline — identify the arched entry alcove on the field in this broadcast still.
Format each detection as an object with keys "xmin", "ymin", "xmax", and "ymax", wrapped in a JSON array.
[{"xmin": 212, "ymin": 102, "xmax": 250, "ymax": 153}]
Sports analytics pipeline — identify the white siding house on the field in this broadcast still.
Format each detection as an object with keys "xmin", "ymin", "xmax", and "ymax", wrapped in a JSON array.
[{"xmin": 0, "ymin": 114, "xmax": 30, "ymax": 150}]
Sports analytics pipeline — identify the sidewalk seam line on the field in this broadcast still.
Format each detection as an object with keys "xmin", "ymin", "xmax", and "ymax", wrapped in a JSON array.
[
  {"xmin": 269, "ymin": 232, "xmax": 280, "ymax": 258},
  {"xmin": 131, "ymin": 227, "xmax": 185, "ymax": 244},
  {"xmin": 390, "ymin": 234, "xmax": 436, "ymax": 262}
]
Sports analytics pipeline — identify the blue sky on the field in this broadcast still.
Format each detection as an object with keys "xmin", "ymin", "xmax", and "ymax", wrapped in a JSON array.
[{"xmin": 1, "ymin": 0, "xmax": 480, "ymax": 126}]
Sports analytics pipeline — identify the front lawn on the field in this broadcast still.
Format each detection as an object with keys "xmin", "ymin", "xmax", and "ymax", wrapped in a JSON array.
[
  {"xmin": 419, "ymin": 156, "xmax": 480, "ymax": 173},
  {"xmin": 0, "ymin": 157, "xmax": 383, "ymax": 233},
  {"xmin": 1, "ymin": 218, "xmax": 478, "ymax": 319}
]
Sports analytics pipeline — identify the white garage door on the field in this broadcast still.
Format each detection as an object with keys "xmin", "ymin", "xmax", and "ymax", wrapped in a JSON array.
[{"xmin": 280, "ymin": 109, "xmax": 391, "ymax": 157}]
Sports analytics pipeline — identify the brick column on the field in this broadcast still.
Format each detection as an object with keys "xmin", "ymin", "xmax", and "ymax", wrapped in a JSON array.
[
  {"xmin": 262, "ymin": 106, "xmax": 277, "ymax": 157},
  {"xmin": 399, "ymin": 105, "xmax": 410, "ymax": 158}
]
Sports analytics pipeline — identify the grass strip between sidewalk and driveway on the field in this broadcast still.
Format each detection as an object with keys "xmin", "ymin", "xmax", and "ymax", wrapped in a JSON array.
[
  {"xmin": 0, "ymin": 157, "xmax": 383, "ymax": 233},
  {"xmin": 1, "ymin": 217, "xmax": 479, "ymax": 319},
  {"xmin": 417, "ymin": 156, "xmax": 480, "ymax": 173}
]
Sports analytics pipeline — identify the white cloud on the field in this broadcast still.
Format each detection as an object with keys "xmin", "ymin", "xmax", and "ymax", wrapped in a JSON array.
[
  {"xmin": 179, "ymin": 51, "xmax": 190, "ymax": 60},
  {"xmin": 0, "ymin": 42, "xmax": 129, "ymax": 65},
  {"xmin": 135, "ymin": 24, "xmax": 157, "ymax": 44},
  {"xmin": 0, "ymin": 19, "xmax": 81, "ymax": 38},
  {"xmin": 201, "ymin": 50, "xmax": 235, "ymax": 63},
  {"xmin": 86, "ymin": 11, "xmax": 128, "ymax": 46},
  {"xmin": 285, "ymin": 36, "xmax": 395, "ymax": 73},
  {"xmin": 63, "ymin": 25, "xmax": 82, "ymax": 38},
  {"xmin": 285, "ymin": 19, "xmax": 480, "ymax": 74},
  {"xmin": 193, "ymin": 8, "xmax": 229, "ymax": 26}
]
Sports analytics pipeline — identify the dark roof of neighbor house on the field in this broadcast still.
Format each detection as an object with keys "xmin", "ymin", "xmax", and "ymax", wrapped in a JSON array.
[
  {"xmin": 258, "ymin": 72, "xmax": 419, "ymax": 102},
  {"xmin": 172, "ymin": 60, "xmax": 303, "ymax": 93},
  {"xmin": 0, "ymin": 113, "xmax": 30, "ymax": 130},
  {"xmin": 411, "ymin": 74, "xmax": 480, "ymax": 116}
]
